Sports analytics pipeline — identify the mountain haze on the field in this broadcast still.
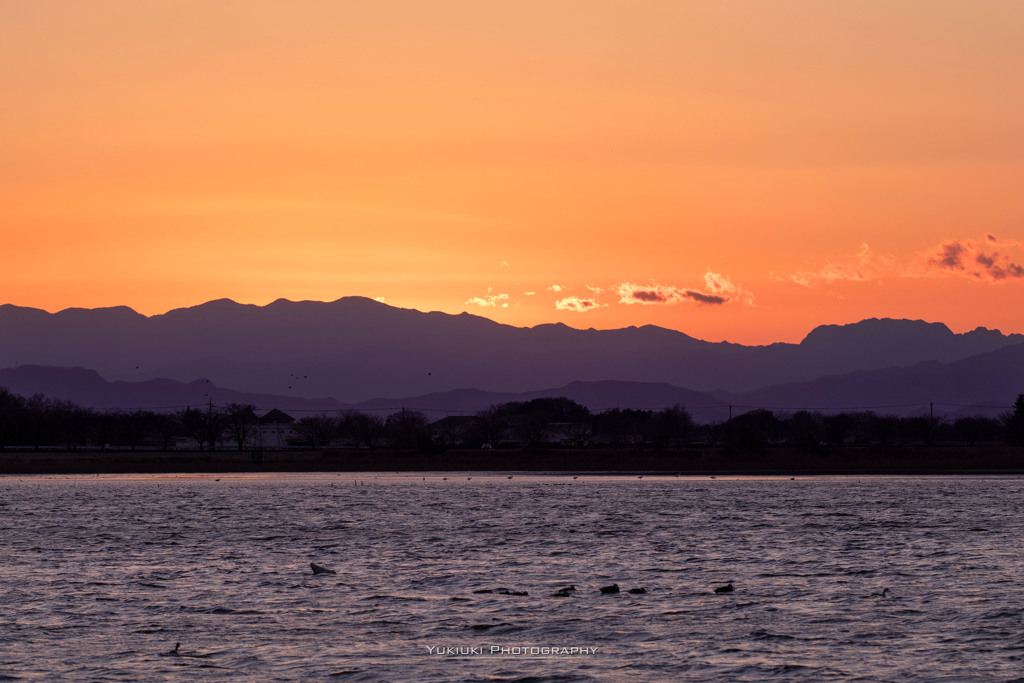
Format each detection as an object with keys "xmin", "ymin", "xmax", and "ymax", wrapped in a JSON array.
[
  {"xmin": 0, "ymin": 298, "xmax": 1021, "ymax": 414},
  {"xmin": 0, "ymin": 365, "xmax": 343, "ymax": 413}
]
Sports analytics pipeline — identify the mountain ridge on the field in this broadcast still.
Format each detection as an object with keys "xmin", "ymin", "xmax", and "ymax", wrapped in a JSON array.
[{"xmin": 0, "ymin": 298, "xmax": 1020, "ymax": 407}]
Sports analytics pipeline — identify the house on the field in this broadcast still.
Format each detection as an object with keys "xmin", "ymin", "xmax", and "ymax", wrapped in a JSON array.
[
  {"xmin": 256, "ymin": 408, "xmax": 296, "ymax": 449},
  {"xmin": 429, "ymin": 415, "xmax": 476, "ymax": 447}
]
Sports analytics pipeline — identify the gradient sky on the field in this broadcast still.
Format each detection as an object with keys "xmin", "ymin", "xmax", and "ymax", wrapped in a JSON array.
[{"xmin": 4, "ymin": 1, "xmax": 1023, "ymax": 344}]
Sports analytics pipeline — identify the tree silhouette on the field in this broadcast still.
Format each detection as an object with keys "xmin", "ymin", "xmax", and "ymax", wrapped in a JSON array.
[
  {"xmin": 592, "ymin": 408, "xmax": 649, "ymax": 447},
  {"xmin": 951, "ymin": 416, "xmax": 1001, "ymax": 446},
  {"xmin": 177, "ymin": 405, "xmax": 226, "ymax": 451},
  {"xmin": 0, "ymin": 387, "xmax": 25, "ymax": 450},
  {"xmin": 473, "ymin": 404, "xmax": 511, "ymax": 447},
  {"xmin": 339, "ymin": 410, "xmax": 385, "ymax": 450},
  {"xmin": 294, "ymin": 413, "xmax": 336, "ymax": 450},
  {"xmin": 91, "ymin": 409, "xmax": 118, "ymax": 451},
  {"xmin": 724, "ymin": 409, "xmax": 780, "ymax": 451},
  {"xmin": 823, "ymin": 413, "xmax": 854, "ymax": 447},
  {"xmin": 386, "ymin": 408, "xmax": 428, "ymax": 450},
  {"xmin": 48, "ymin": 399, "xmax": 91, "ymax": 450},
  {"xmin": 509, "ymin": 398, "xmax": 590, "ymax": 448},
  {"xmin": 1003, "ymin": 394, "xmax": 1024, "ymax": 446},
  {"xmin": 120, "ymin": 410, "xmax": 153, "ymax": 451},
  {"xmin": 651, "ymin": 404, "xmax": 694, "ymax": 449},
  {"xmin": 787, "ymin": 411, "xmax": 824, "ymax": 453},
  {"xmin": 153, "ymin": 412, "xmax": 180, "ymax": 451},
  {"xmin": 224, "ymin": 403, "xmax": 258, "ymax": 450}
]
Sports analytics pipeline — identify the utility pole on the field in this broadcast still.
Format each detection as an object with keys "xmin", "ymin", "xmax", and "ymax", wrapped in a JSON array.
[{"xmin": 929, "ymin": 402, "xmax": 934, "ymax": 447}]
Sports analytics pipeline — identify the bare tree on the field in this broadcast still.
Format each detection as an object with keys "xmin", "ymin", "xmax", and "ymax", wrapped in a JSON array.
[
  {"xmin": 339, "ymin": 410, "xmax": 386, "ymax": 450},
  {"xmin": 153, "ymin": 413, "xmax": 180, "ymax": 451},
  {"xmin": 473, "ymin": 404, "xmax": 510, "ymax": 447},
  {"xmin": 651, "ymin": 404, "xmax": 694, "ymax": 449},
  {"xmin": 1003, "ymin": 394, "xmax": 1024, "ymax": 446},
  {"xmin": 224, "ymin": 403, "xmax": 258, "ymax": 450},
  {"xmin": 91, "ymin": 409, "xmax": 119, "ymax": 451},
  {"xmin": 513, "ymin": 410, "xmax": 549, "ymax": 448},
  {"xmin": 23, "ymin": 394, "xmax": 48, "ymax": 450},
  {"xmin": 433, "ymin": 416, "xmax": 470, "ymax": 448},
  {"xmin": 294, "ymin": 413, "xmax": 336, "ymax": 450},
  {"xmin": 0, "ymin": 387, "xmax": 25, "ymax": 449},
  {"xmin": 386, "ymin": 408, "xmax": 428, "ymax": 450},
  {"xmin": 558, "ymin": 420, "xmax": 592, "ymax": 448},
  {"xmin": 48, "ymin": 399, "xmax": 92, "ymax": 450},
  {"xmin": 120, "ymin": 410, "xmax": 155, "ymax": 451},
  {"xmin": 177, "ymin": 405, "xmax": 226, "ymax": 451}
]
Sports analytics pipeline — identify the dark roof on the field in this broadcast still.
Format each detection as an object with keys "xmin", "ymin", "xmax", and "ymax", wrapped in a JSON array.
[
  {"xmin": 430, "ymin": 415, "xmax": 476, "ymax": 427},
  {"xmin": 259, "ymin": 408, "xmax": 295, "ymax": 424}
]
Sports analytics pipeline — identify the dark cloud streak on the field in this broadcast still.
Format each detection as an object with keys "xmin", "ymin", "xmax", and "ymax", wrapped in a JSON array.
[
  {"xmin": 683, "ymin": 290, "xmax": 726, "ymax": 305},
  {"xmin": 924, "ymin": 237, "xmax": 1024, "ymax": 282},
  {"xmin": 631, "ymin": 290, "xmax": 668, "ymax": 303}
]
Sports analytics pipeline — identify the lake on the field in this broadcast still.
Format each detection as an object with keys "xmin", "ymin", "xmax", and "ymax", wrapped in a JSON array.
[{"xmin": 2, "ymin": 473, "xmax": 1023, "ymax": 681}]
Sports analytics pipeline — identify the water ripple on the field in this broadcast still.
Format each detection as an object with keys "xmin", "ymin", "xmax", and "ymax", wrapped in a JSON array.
[{"xmin": 2, "ymin": 474, "xmax": 1023, "ymax": 680}]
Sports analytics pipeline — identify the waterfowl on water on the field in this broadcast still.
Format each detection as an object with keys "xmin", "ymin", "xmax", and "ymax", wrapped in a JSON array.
[{"xmin": 714, "ymin": 583, "xmax": 734, "ymax": 594}]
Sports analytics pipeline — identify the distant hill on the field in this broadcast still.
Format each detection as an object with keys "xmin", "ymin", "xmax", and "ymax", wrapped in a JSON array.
[
  {"xmin": 728, "ymin": 341, "xmax": 1024, "ymax": 419},
  {"xmin": 0, "ymin": 298, "xmax": 1021, "ymax": 413},
  {"xmin": 0, "ymin": 367, "xmax": 728, "ymax": 422},
  {"xmin": 0, "ymin": 353, "xmax": 1019, "ymax": 422},
  {"xmin": 0, "ymin": 365, "xmax": 342, "ymax": 413},
  {"xmin": 352, "ymin": 380, "xmax": 730, "ymax": 423}
]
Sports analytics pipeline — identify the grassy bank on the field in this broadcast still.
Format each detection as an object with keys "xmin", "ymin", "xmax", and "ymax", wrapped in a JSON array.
[{"xmin": 1, "ymin": 445, "xmax": 1023, "ymax": 475}]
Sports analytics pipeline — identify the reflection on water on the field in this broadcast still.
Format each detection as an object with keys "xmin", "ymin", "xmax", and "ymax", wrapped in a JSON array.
[{"xmin": 2, "ymin": 473, "xmax": 1023, "ymax": 681}]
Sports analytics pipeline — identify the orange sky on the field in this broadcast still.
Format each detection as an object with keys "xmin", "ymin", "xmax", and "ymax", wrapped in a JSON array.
[{"xmin": 3, "ymin": 1, "xmax": 1023, "ymax": 344}]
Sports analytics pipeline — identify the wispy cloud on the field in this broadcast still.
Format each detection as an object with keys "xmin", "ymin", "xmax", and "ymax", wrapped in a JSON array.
[
  {"xmin": 782, "ymin": 243, "xmax": 894, "ymax": 287},
  {"xmin": 616, "ymin": 270, "xmax": 754, "ymax": 307},
  {"xmin": 909, "ymin": 234, "xmax": 1024, "ymax": 282},
  {"xmin": 555, "ymin": 296, "xmax": 605, "ymax": 312},
  {"xmin": 465, "ymin": 287, "xmax": 510, "ymax": 308},
  {"xmin": 547, "ymin": 284, "xmax": 565, "ymax": 293}
]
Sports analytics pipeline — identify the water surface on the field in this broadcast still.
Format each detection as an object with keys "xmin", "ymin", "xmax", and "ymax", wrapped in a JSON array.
[{"xmin": 2, "ymin": 473, "xmax": 1023, "ymax": 681}]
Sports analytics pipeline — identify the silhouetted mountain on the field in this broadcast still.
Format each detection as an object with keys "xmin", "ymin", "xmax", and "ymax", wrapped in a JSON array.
[
  {"xmin": 726, "ymin": 341, "xmax": 1024, "ymax": 418},
  {"xmin": 351, "ymin": 380, "xmax": 729, "ymax": 423},
  {"xmin": 798, "ymin": 318, "xmax": 1017, "ymax": 370},
  {"xmin": 0, "ymin": 299, "xmax": 1020, "ymax": 409},
  {"xmin": 0, "ymin": 365, "xmax": 342, "ymax": 413}
]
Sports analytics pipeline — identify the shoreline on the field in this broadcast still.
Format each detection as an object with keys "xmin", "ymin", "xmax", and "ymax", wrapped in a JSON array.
[{"xmin": 1, "ymin": 446, "xmax": 1022, "ymax": 476}]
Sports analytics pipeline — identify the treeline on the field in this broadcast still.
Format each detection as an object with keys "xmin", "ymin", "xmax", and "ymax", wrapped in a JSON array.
[{"xmin": 2, "ymin": 388, "xmax": 1024, "ymax": 453}]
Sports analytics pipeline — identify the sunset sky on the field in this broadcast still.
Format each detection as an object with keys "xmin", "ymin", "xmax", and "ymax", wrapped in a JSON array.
[{"xmin": 4, "ymin": 1, "xmax": 1023, "ymax": 344}]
